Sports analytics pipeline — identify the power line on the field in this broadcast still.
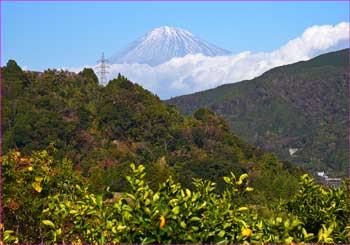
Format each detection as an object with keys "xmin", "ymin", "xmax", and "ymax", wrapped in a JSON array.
[{"xmin": 97, "ymin": 52, "xmax": 109, "ymax": 84}]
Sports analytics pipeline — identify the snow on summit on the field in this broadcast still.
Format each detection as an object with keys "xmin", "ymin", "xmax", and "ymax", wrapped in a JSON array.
[{"xmin": 110, "ymin": 26, "xmax": 231, "ymax": 66}]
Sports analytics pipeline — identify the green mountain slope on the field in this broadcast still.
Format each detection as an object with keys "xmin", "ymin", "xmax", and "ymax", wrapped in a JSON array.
[
  {"xmin": 167, "ymin": 49, "xmax": 349, "ymax": 176},
  {"xmin": 2, "ymin": 60, "xmax": 301, "ymax": 202}
]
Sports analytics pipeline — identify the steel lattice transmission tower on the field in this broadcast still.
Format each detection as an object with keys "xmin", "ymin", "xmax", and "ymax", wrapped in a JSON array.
[{"xmin": 97, "ymin": 52, "xmax": 109, "ymax": 84}]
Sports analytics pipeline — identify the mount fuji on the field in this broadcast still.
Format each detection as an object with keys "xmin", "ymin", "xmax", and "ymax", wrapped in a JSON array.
[{"xmin": 109, "ymin": 26, "xmax": 231, "ymax": 66}]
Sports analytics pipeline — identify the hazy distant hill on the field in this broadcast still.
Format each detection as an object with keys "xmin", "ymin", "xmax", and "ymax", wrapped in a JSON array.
[{"xmin": 167, "ymin": 49, "xmax": 349, "ymax": 176}]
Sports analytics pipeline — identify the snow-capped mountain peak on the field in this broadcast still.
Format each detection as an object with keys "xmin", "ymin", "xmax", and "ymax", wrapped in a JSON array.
[
  {"xmin": 146, "ymin": 26, "xmax": 194, "ymax": 39},
  {"xmin": 110, "ymin": 26, "xmax": 231, "ymax": 66}
]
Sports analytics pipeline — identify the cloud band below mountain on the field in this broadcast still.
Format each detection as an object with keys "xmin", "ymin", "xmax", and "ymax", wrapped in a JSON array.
[{"xmin": 91, "ymin": 22, "xmax": 349, "ymax": 99}]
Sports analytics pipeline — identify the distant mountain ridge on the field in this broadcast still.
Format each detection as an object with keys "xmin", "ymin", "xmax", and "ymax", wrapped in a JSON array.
[
  {"xmin": 110, "ymin": 26, "xmax": 231, "ymax": 66},
  {"xmin": 167, "ymin": 49, "xmax": 349, "ymax": 176}
]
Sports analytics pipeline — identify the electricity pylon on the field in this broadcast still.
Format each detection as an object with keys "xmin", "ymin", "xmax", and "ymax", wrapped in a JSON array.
[{"xmin": 97, "ymin": 52, "xmax": 109, "ymax": 84}]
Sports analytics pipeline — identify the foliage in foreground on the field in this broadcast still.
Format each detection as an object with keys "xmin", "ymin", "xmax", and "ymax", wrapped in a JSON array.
[
  {"xmin": 2, "ymin": 149, "xmax": 84, "ymax": 243},
  {"xmin": 2, "ymin": 150, "xmax": 350, "ymax": 244}
]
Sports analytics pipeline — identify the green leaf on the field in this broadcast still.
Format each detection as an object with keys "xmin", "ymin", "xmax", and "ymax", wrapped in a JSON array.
[
  {"xmin": 153, "ymin": 193, "xmax": 160, "ymax": 202},
  {"xmin": 191, "ymin": 226, "xmax": 199, "ymax": 231},
  {"xmin": 284, "ymin": 237, "xmax": 293, "ymax": 243},
  {"xmin": 32, "ymin": 182, "xmax": 42, "ymax": 193},
  {"xmin": 97, "ymin": 195, "xmax": 103, "ymax": 208},
  {"xmin": 35, "ymin": 176, "xmax": 43, "ymax": 182},
  {"xmin": 117, "ymin": 225, "xmax": 127, "ymax": 231},
  {"xmin": 172, "ymin": 206, "xmax": 180, "ymax": 215},
  {"xmin": 122, "ymin": 211, "xmax": 132, "ymax": 221},
  {"xmin": 141, "ymin": 237, "xmax": 156, "ymax": 244},
  {"xmin": 180, "ymin": 221, "xmax": 187, "ymax": 228},
  {"xmin": 238, "ymin": 207, "xmax": 249, "ymax": 211},
  {"xmin": 56, "ymin": 228, "xmax": 62, "ymax": 235},
  {"xmin": 42, "ymin": 220, "xmax": 55, "ymax": 228},
  {"xmin": 76, "ymin": 184, "xmax": 82, "ymax": 192},
  {"xmin": 144, "ymin": 207, "xmax": 151, "ymax": 215},
  {"xmin": 237, "ymin": 173, "xmax": 248, "ymax": 185},
  {"xmin": 223, "ymin": 176, "xmax": 230, "ymax": 184},
  {"xmin": 214, "ymin": 238, "xmax": 228, "ymax": 244},
  {"xmin": 138, "ymin": 164, "xmax": 145, "ymax": 172},
  {"xmin": 190, "ymin": 217, "xmax": 201, "ymax": 222},
  {"xmin": 218, "ymin": 230, "xmax": 225, "ymax": 237},
  {"xmin": 324, "ymin": 237, "xmax": 334, "ymax": 243}
]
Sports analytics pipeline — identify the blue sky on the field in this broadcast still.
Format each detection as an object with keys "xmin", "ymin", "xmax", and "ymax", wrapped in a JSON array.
[{"xmin": 2, "ymin": 1, "xmax": 348, "ymax": 71}]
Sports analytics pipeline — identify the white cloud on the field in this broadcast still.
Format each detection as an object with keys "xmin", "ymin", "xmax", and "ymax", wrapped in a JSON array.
[{"xmin": 83, "ymin": 22, "xmax": 348, "ymax": 99}]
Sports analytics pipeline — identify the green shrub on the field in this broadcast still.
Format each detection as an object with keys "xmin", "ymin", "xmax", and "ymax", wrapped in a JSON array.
[{"xmin": 3, "ymin": 150, "xmax": 349, "ymax": 244}]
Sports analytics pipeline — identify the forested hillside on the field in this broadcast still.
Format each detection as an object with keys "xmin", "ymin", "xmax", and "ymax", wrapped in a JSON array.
[
  {"xmin": 168, "ymin": 49, "xmax": 349, "ymax": 176},
  {"xmin": 2, "ymin": 59, "xmax": 300, "ymax": 197},
  {"xmin": 2, "ymin": 60, "xmax": 349, "ymax": 244}
]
